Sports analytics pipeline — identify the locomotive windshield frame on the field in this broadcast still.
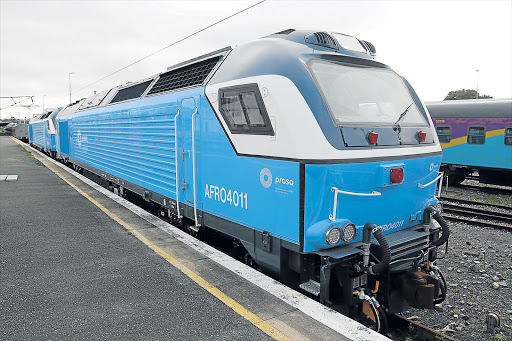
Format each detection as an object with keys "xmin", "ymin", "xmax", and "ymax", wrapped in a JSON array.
[{"xmin": 308, "ymin": 59, "xmax": 429, "ymax": 128}]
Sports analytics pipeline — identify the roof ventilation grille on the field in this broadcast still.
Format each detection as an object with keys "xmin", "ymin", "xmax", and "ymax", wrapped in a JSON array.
[
  {"xmin": 305, "ymin": 32, "xmax": 339, "ymax": 50},
  {"xmin": 147, "ymin": 56, "xmax": 220, "ymax": 96},
  {"xmin": 361, "ymin": 40, "xmax": 377, "ymax": 55}
]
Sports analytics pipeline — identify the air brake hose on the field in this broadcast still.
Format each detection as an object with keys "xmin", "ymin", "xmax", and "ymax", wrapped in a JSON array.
[
  {"xmin": 377, "ymin": 306, "xmax": 389, "ymax": 333},
  {"xmin": 362, "ymin": 223, "xmax": 391, "ymax": 275},
  {"xmin": 425, "ymin": 206, "xmax": 450, "ymax": 247}
]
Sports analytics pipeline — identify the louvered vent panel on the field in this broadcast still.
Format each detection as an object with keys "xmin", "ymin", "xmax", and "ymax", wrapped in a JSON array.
[
  {"xmin": 147, "ymin": 56, "xmax": 220, "ymax": 95},
  {"xmin": 305, "ymin": 32, "xmax": 339, "ymax": 49}
]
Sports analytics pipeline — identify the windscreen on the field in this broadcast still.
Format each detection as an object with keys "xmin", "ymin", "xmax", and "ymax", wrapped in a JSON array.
[{"xmin": 310, "ymin": 59, "xmax": 428, "ymax": 127}]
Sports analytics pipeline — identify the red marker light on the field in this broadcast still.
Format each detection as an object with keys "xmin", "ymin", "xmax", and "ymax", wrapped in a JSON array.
[
  {"xmin": 390, "ymin": 168, "xmax": 404, "ymax": 184},
  {"xmin": 418, "ymin": 131, "xmax": 427, "ymax": 142},
  {"xmin": 368, "ymin": 131, "xmax": 378, "ymax": 145}
]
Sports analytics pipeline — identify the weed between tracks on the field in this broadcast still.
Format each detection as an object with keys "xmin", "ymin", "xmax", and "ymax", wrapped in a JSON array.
[{"xmin": 17, "ymin": 144, "xmax": 36, "ymax": 160}]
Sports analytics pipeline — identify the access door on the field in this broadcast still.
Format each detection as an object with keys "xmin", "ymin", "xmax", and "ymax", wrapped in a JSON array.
[{"xmin": 179, "ymin": 97, "xmax": 199, "ymax": 219}]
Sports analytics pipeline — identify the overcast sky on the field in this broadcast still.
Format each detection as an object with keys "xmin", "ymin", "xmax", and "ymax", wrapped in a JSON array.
[{"xmin": 1, "ymin": 0, "xmax": 511, "ymax": 120}]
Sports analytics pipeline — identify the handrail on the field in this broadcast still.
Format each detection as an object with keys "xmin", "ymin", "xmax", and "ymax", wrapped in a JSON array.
[
  {"xmin": 329, "ymin": 187, "xmax": 381, "ymax": 221},
  {"xmin": 174, "ymin": 109, "xmax": 182, "ymax": 218},
  {"xmin": 191, "ymin": 106, "xmax": 200, "ymax": 228},
  {"xmin": 418, "ymin": 173, "xmax": 443, "ymax": 189}
]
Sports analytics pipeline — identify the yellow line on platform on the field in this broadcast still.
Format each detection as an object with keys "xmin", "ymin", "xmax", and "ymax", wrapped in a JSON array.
[{"xmin": 13, "ymin": 138, "xmax": 292, "ymax": 341}]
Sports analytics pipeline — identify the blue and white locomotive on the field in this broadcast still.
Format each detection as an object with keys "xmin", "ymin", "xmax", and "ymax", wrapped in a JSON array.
[
  {"xmin": 29, "ymin": 107, "xmax": 63, "ymax": 156},
  {"xmin": 36, "ymin": 29, "xmax": 450, "ymax": 330}
]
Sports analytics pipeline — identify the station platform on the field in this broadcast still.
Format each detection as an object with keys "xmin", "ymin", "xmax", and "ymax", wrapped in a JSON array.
[{"xmin": 0, "ymin": 133, "xmax": 388, "ymax": 341}]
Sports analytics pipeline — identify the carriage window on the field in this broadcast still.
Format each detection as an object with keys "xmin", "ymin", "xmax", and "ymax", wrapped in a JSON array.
[
  {"xmin": 505, "ymin": 127, "xmax": 512, "ymax": 146},
  {"xmin": 219, "ymin": 84, "xmax": 274, "ymax": 135},
  {"xmin": 436, "ymin": 126, "xmax": 451, "ymax": 143},
  {"xmin": 467, "ymin": 126, "xmax": 486, "ymax": 145}
]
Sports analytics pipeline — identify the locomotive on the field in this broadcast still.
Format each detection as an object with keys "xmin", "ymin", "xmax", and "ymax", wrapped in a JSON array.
[
  {"xmin": 427, "ymin": 99, "xmax": 512, "ymax": 186},
  {"xmin": 30, "ymin": 29, "xmax": 450, "ymax": 331}
]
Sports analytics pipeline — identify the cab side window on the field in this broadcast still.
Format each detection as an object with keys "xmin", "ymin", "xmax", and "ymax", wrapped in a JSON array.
[{"xmin": 219, "ymin": 84, "xmax": 274, "ymax": 135}]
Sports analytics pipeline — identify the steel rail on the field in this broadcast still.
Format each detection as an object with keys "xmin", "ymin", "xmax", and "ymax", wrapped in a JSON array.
[
  {"xmin": 390, "ymin": 314, "xmax": 460, "ymax": 341},
  {"xmin": 442, "ymin": 213, "xmax": 512, "ymax": 230},
  {"xmin": 440, "ymin": 196, "xmax": 512, "ymax": 210},
  {"xmin": 442, "ymin": 204, "xmax": 512, "ymax": 222}
]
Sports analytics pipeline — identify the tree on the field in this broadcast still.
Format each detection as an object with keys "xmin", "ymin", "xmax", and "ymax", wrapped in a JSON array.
[{"xmin": 444, "ymin": 89, "xmax": 492, "ymax": 100}]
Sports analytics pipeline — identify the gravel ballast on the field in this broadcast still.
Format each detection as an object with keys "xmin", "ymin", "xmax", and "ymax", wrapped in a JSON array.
[{"xmin": 401, "ymin": 180, "xmax": 512, "ymax": 341}]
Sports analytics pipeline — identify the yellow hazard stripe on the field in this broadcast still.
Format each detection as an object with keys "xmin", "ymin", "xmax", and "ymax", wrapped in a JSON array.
[{"xmin": 13, "ymin": 138, "xmax": 292, "ymax": 341}]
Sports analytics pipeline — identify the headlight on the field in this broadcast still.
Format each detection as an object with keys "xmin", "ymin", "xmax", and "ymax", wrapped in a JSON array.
[
  {"xmin": 341, "ymin": 223, "xmax": 356, "ymax": 242},
  {"xmin": 325, "ymin": 225, "xmax": 342, "ymax": 245}
]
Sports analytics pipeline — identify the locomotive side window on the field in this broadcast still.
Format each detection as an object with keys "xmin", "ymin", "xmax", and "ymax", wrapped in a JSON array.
[
  {"xmin": 505, "ymin": 127, "xmax": 512, "ymax": 146},
  {"xmin": 435, "ymin": 126, "xmax": 451, "ymax": 143},
  {"xmin": 467, "ymin": 126, "xmax": 486, "ymax": 145},
  {"xmin": 219, "ymin": 84, "xmax": 274, "ymax": 135}
]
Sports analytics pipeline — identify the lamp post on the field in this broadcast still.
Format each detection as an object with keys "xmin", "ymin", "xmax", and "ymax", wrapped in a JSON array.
[
  {"xmin": 476, "ymin": 70, "xmax": 479, "ymax": 99},
  {"xmin": 68, "ymin": 72, "xmax": 75, "ymax": 103}
]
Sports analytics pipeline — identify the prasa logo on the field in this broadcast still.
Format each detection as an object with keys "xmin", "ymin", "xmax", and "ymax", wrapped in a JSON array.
[
  {"xmin": 259, "ymin": 168, "xmax": 294, "ymax": 188},
  {"xmin": 275, "ymin": 177, "xmax": 294, "ymax": 186}
]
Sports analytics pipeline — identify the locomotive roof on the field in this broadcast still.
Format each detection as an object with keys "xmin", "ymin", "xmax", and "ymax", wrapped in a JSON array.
[
  {"xmin": 426, "ymin": 99, "xmax": 512, "ymax": 118},
  {"xmin": 61, "ymin": 30, "xmax": 381, "ymax": 117}
]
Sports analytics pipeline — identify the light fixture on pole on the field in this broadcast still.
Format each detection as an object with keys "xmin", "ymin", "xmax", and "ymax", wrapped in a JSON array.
[
  {"xmin": 476, "ymin": 70, "xmax": 479, "ymax": 99},
  {"xmin": 69, "ymin": 72, "xmax": 75, "ymax": 103}
]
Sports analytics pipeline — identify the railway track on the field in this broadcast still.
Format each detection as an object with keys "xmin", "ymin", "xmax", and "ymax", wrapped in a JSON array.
[
  {"xmin": 390, "ymin": 314, "xmax": 460, "ymax": 341},
  {"xmin": 453, "ymin": 183, "xmax": 512, "ymax": 196},
  {"xmin": 440, "ymin": 197, "xmax": 512, "ymax": 229}
]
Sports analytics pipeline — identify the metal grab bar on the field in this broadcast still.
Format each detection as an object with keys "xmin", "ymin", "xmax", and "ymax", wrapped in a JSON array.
[
  {"xmin": 174, "ymin": 109, "xmax": 182, "ymax": 218},
  {"xmin": 418, "ymin": 174, "xmax": 442, "ymax": 188},
  {"xmin": 329, "ymin": 187, "xmax": 381, "ymax": 221},
  {"xmin": 191, "ymin": 106, "xmax": 200, "ymax": 228},
  {"xmin": 417, "ymin": 172, "xmax": 444, "ymax": 198}
]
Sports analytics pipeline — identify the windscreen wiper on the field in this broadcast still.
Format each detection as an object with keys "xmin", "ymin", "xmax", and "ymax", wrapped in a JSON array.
[{"xmin": 392, "ymin": 102, "xmax": 414, "ymax": 134}]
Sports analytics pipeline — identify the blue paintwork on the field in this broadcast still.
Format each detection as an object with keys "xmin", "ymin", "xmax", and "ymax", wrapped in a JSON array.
[
  {"xmin": 59, "ymin": 91, "xmax": 181, "ymax": 199},
  {"xmin": 29, "ymin": 124, "xmax": 34, "ymax": 142},
  {"xmin": 29, "ymin": 121, "xmax": 46, "ymax": 148},
  {"xmin": 58, "ymin": 121, "xmax": 70, "ymax": 156},
  {"xmin": 304, "ymin": 155, "xmax": 442, "ymax": 252},
  {"xmin": 56, "ymin": 88, "xmax": 301, "ymax": 244}
]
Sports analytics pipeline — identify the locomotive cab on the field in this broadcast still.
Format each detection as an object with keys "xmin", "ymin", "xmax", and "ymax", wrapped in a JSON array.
[{"xmin": 205, "ymin": 30, "xmax": 449, "ymax": 330}]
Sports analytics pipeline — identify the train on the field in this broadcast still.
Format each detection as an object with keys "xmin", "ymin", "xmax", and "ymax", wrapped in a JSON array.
[
  {"xmin": 2, "ymin": 122, "xmax": 29, "ymax": 142},
  {"xmin": 29, "ymin": 29, "xmax": 450, "ymax": 331},
  {"xmin": 29, "ymin": 108, "xmax": 63, "ymax": 156},
  {"xmin": 427, "ymin": 99, "xmax": 512, "ymax": 186}
]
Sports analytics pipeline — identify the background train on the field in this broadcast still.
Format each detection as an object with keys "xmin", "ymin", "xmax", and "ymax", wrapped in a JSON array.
[
  {"xmin": 2, "ymin": 122, "xmax": 29, "ymax": 142},
  {"xmin": 29, "ymin": 29, "xmax": 449, "ymax": 331},
  {"xmin": 427, "ymin": 99, "xmax": 512, "ymax": 186}
]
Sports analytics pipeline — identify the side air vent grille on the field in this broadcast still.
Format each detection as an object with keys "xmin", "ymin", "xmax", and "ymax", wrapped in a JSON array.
[
  {"xmin": 305, "ymin": 32, "xmax": 339, "ymax": 50},
  {"xmin": 361, "ymin": 40, "xmax": 377, "ymax": 55},
  {"xmin": 147, "ymin": 56, "xmax": 220, "ymax": 96}
]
